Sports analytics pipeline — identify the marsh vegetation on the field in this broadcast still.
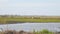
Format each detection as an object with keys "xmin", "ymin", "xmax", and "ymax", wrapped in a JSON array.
[{"xmin": 0, "ymin": 16, "xmax": 60, "ymax": 24}]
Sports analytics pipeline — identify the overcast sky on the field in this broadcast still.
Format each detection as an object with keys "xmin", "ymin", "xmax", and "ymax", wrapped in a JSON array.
[{"xmin": 0, "ymin": 0, "xmax": 60, "ymax": 16}]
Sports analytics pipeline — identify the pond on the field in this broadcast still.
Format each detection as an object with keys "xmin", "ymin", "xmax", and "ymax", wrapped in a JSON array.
[{"xmin": 0, "ymin": 23, "xmax": 60, "ymax": 32}]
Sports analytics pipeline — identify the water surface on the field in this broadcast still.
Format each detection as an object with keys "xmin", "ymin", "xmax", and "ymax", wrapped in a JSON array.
[{"xmin": 0, "ymin": 23, "xmax": 60, "ymax": 32}]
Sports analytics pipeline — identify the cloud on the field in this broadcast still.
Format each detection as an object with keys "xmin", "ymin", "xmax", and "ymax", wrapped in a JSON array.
[
  {"xmin": 0, "ymin": 0, "xmax": 60, "ymax": 15},
  {"xmin": 0, "ymin": 0, "xmax": 8, "ymax": 8},
  {"xmin": 0, "ymin": 0, "xmax": 59, "ymax": 8},
  {"xmin": 0, "ymin": 0, "xmax": 8, "ymax": 3},
  {"xmin": 8, "ymin": 3, "xmax": 57, "ymax": 8}
]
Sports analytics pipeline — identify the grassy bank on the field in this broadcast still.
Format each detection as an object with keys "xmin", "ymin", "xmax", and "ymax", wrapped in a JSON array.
[
  {"xmin": 33, "ymin": 29, "xmax": 54, "ymax": 34},
  {"xmin": 0, "ymin": 17, "xmax": 60, "ymax": 24},
  {"xmin": 0, "ymin": 29, "xmax": 55, "ymax": 34}
]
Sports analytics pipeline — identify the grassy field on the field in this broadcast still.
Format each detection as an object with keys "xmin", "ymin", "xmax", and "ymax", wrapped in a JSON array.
[{"xmin": 0, "ymin": 16, "xmax": 60, "ymax": 24}]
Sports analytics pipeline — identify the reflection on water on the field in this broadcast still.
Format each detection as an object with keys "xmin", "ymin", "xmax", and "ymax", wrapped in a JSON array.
[{"xmin": 0, "ymin": 23, "xmax": 60, "ymax": 32}]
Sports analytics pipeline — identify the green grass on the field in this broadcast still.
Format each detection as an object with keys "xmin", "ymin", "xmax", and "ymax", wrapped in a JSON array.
[
  {"xmin": 33, "ymin": 29, "xmax": 54, "ymax": 34},
  {"xmin": 0, "ymin": 17, "xmax": 60, "ymax": 24}
]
